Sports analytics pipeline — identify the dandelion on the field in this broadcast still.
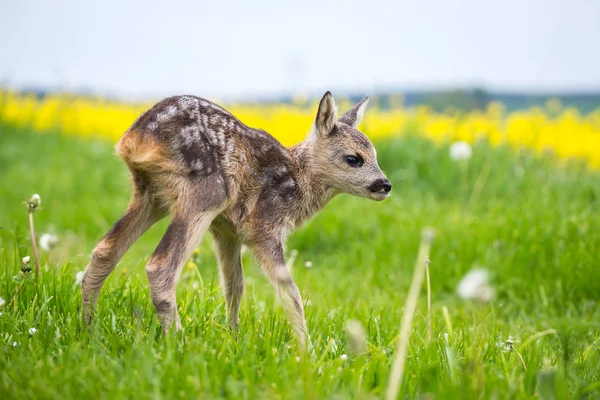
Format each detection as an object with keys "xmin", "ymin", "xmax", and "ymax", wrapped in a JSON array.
[
  {"xmin": 456, "ymin": 268, "xmax": 495, "ymax": 302},
  {"xmin": 26, "ymin": 194, "xmax": 41, "ymax": 211},
  {"xmin": 193, "ymin": 248, "xmax": 200, "ymax": 255},
  {"xmin": 304, "ymin": 261, "xmax": 313, "ymax": 268},
  {"xmin": 497, "ymin": 336, "xmax": 527, "ymax": 370},
  {"xmin": 186, "ymin": 261, "xmax": 196, "ymax": 270},
  {"xmin": 496, "ymin": 336, "xmax": 519, "ymax": 352},
  {"xmin": 0, "ymin": 297, "xmax": 5, "ymax": 308},
  {"xmin": 12, "ymin": 341, "xmax": 18, "ymax": 347},
  {"xmin": 75, "ymin": 271, "xmax": 85, "ymax": 285},
  {"xmin": 340, "ymin": 354, "xmax": 348, "ymax": 361},
  {"xmin": 344, "ymin": 319, "xmax": 367, "ymax": 355},
  {"xmin": 29, "ymin": 327, "xmax": 37, "ymax": 336},
  {"xmin": 449, "ymin": 141, "xmax": 472, "ymax": 161},
  {"xmin": 21, "ymin": 256, "xmax": 32, "ymax": 273},
  {"xmin": 25, "ymin": 194, "xmax": 41, "ymax": 275},
  {"xmin": 39, "ymin": 233, "xmax": 59, "ymax": 251}
]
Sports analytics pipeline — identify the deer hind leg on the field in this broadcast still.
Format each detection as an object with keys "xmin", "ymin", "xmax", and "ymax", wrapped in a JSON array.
[
  {"xmin": 82, "ymin": 179, "xmax": 166, "ymax": 324},
  {"xmin": 146, "ymin": 175, "xmax": 227, "ymax": 331},
  {"xmin": 211, "ymin": 228, "xmax": 244, "ymax": 331}
]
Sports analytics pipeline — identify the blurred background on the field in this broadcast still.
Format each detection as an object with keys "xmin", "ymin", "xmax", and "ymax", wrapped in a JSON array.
[
  {"xmin": 2, "ymin": 0, "xmax": 600, "ymax": 99},
  {"xmin": 2, "ymin": 0, "xmax": 600, "ymax": 161}
]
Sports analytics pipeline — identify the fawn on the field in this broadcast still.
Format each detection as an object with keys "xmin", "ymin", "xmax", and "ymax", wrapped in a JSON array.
[{"xmin": 81, "ymin": 91, "xmax": 391, "ymax": 345}]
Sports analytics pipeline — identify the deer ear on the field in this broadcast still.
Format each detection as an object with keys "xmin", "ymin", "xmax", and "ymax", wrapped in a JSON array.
[
  {"xmin": 314, "ymin": 91, "xmax": 337, "ymax": 138},
  {"xmin": 338, "ymin": 96, "xmax": 369, "ymax": 128}
]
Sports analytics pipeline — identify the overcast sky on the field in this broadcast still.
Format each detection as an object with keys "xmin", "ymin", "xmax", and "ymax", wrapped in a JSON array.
[{"xmin": 2, "ymin": 0, "xmax": 599, "ymax": 99}]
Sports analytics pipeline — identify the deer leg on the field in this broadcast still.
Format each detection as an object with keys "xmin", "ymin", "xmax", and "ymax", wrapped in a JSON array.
[
  {"xmin": 212, "ymin": 229, "xmax": 244, "ymax": 331},
  {"xmin": 145, "ymin": 208, "xmax": 220, "ymax": 331},
  {"xmin": 252, "ymin": 239, "xmax": 308, "ymax": 347},
  {"xmin": 82, "ymin": 188, "xmax": 165, "ymax": 324}
]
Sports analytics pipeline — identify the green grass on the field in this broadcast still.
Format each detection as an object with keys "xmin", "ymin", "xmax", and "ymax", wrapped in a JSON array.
[{"xmin": 0, "ymin": 123, "xmax": 599, "ymax": 399}]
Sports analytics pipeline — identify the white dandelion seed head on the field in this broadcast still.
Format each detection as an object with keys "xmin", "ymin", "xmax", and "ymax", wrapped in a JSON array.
[
  {"xmin": 192, "ymin": 281, "xmax": 199, "ymax": 290},
  {"xmin": 39, "ymin": 234, "xmax": 59, "ymax": 251},
  {"xmin": 304, "ymin": 261, "xmax": 313, "ymax": 268},
  {"xmin": 22, "ymin": 256, "xmax": 31, "ymax": 265},
  {"xmin": 340, "ymin": 354, "xmax": 348, "ymax": 361},
  {"xmin": 12, "ymin": 341, "xmax": 18, "ymax": 347},
  {"xmin": 449, "ymin": 141, "xmax": 473, "ymax": 161},
  {"xmin": 75, "ymin": 271, "xmax": 85, "ymax": 285},
  {"xmin": 29, "ymin": 327, "xmax": 37, "ymax": 336},
  {"xmin": 0, "ymin": 297, "xmax": 5, "ymax": 308},
  {"xmin": 496, "ymin": 336, "xmax": 519, "ymax": 352},
  {"xmin": 30, "ymin": 194, "xmax": 41, "ymax": 206},
  {"xmin": 27, "ymin": 194, "xmax": 42, "ymax": 211},
  {"xmin": 456, "ymin": 268, "xmax": 495, "ymax": 302}
]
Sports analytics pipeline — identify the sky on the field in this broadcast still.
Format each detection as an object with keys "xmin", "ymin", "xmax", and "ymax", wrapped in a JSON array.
[{"xmin": 2, "ymin": 0, "xmax": 599, "ymax": 99}]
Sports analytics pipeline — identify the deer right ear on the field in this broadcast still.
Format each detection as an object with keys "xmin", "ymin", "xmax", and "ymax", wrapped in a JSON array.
[{"xmin": 314, "ymin": 91, "xmax": 337, "ymax": 138}]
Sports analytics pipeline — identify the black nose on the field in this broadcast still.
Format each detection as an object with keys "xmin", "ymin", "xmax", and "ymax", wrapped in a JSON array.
[
  {"xmin": 368, "ymin": 179, "xmax": 392, "ymax": 193},
  {"xmin": 382, "ymin": 180, "xmax": 392, "ymax": 193}
]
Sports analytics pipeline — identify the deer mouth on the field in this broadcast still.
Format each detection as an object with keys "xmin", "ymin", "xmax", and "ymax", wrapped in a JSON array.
[{"xmin": 368, "ymin": 190, "xmax": 390, "ymax": 201}]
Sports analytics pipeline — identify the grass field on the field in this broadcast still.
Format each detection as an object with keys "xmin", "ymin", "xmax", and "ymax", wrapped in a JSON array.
[{"xmin": 0, "ymin": 122, "xmax": 599, "ymax": 399}]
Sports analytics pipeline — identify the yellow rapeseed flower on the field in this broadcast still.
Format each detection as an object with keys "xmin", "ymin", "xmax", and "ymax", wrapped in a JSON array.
[{"xmin": 1, "ymin": 90, "xmax": 599, "ymax": 168}]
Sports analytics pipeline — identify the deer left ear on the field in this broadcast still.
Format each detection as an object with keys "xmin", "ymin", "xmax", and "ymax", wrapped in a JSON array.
[{"xmin": 338, "ymin": 96, "xmax": 369, "ymax": 128}]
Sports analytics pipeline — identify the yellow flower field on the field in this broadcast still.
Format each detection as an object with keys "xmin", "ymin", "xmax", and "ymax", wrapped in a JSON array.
[{"xmin": 1, "ymin": 90, "xmax": 599, "ymax": 167}]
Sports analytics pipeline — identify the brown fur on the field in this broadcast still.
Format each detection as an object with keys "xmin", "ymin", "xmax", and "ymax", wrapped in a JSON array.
[{"xmin": 81, "ymin": 92, "xmax": 391, "ymax": 347}]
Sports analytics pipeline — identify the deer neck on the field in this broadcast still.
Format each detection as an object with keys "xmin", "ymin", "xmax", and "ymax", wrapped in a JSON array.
[{"xmin": 290, "ymin": 141, "xmax": 339, "ymax": 226}]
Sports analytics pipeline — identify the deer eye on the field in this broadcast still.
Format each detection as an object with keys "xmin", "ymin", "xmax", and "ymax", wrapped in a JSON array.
[{"xmin": 344, "ymin": 154, "xmax": 364, "ymax": 167}]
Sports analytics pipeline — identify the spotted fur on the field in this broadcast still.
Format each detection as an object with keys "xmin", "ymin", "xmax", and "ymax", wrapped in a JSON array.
[{"xmin": 81, "ymin": 91, "xmax": 391, "ymax": 346}]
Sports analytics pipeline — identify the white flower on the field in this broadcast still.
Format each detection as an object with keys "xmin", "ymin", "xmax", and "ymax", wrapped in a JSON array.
[
  {"xmin": 29, "ymin": 327, "xmax": 37, "ymax": 336},
  {"xmin": 27, "ymin": 194, "xmax": 42, "ymax": 212},
  {"xmin": 456, "ymin": 268, "xmax": 495, "ymax": 302},
  {"xmin": 39, "ymin": 234, "xmax": 59, "ymax": 251},
  {"xmin": 496, "ymin": 336, "xmax": 519, "ymax": 352},
  {"xmin": 449, "ymin": 141, "xmax": 472, "ymax": 161},
  {"xmin": 12, "ymin": 341, "xmax": 18, "ymax": 347},
  {"xmin": 304, "ymin": 261, "xmax": 313, "ymax": 268},
  {"xmin": 75, "ymin": 271, "xmax": 85, "ymax": 285},
  {"xmin": 340, "ymin": 354, "xmax": 348, "ymax": 361},
  {"xmin": 22, "ymin": 256, "xmax": 31, "ymax": 265},
  {"xmin": 0, "ymin": 297, "xmax": 5, "ymax": 308}
]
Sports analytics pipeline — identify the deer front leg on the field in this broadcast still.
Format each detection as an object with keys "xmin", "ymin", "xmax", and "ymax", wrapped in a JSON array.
[
  {"xmin": 252, "ymin": 239, "xmax": 308, "ymax": 347},
  {"xmin": 211, "ymin": 228, "xmax": 244, "ymax": 331}
]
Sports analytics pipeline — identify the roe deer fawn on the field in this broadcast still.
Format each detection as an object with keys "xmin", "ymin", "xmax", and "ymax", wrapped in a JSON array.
[{"xmin": 81, "ymin": 91, "xmax": 391, "ymax": 346}]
